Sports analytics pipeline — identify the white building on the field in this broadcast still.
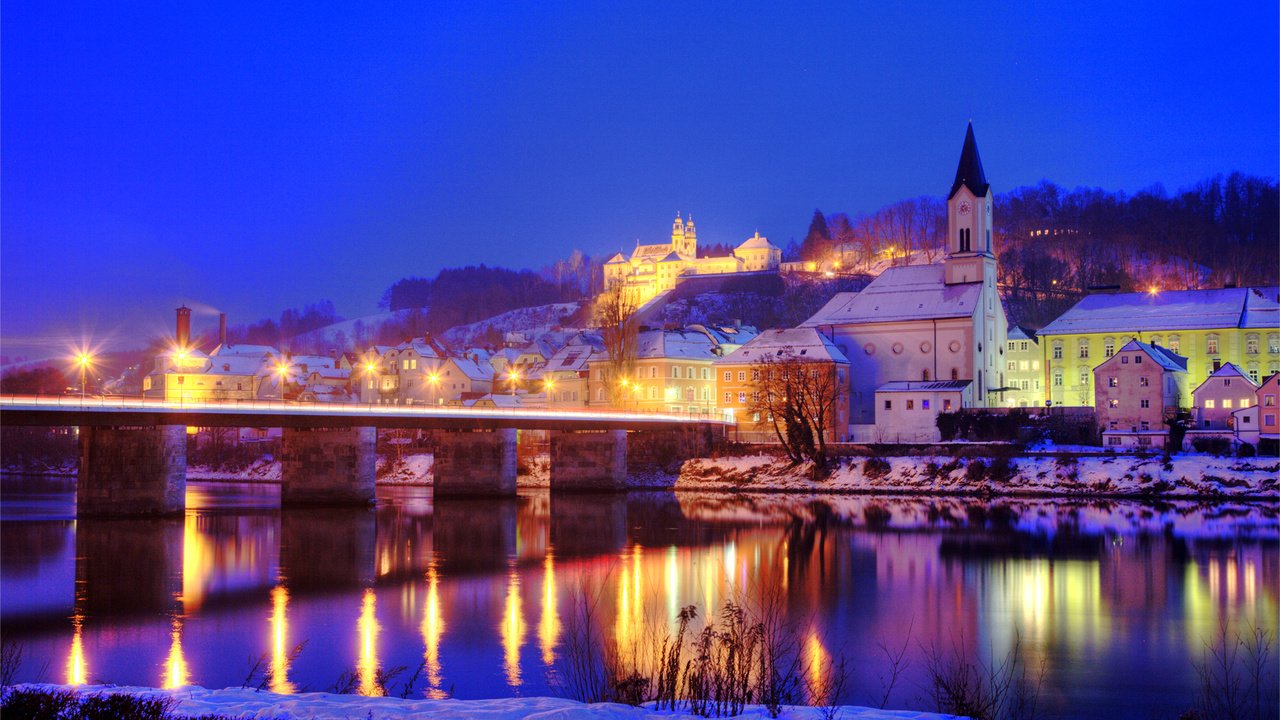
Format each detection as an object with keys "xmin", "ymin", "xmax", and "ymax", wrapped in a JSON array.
[
  {"xmin": 873, "ymin": 381, "xmax": 973, "ymax": 443},
  {"xmin": 802, "ymin": 124, "xmax": 1007, "ymax": 439}
]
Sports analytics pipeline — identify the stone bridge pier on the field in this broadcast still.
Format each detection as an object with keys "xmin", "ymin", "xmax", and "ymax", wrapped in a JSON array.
[
  {"xmin": 280, "ymin": 426, "xmax": 376, "ymax": 506},
  {"xmin": 78, "ymin": 425, "xmax": 187, "ymax": 516},
  {"xmin": 549, "ymin": 429, "xmax": 627, "ymax": 491},
  {"xmin": 433, "ymin": 429, "xmax": 518, "ymax": 497}
]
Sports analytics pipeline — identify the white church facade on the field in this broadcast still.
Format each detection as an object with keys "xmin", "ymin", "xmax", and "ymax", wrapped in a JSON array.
[{"xmin": 802, "ymin": 124, "xmax": 1008, "ymax": 438}]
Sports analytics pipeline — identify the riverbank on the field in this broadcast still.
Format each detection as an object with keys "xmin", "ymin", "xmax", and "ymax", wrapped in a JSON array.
[
  {"xmin": 677, "ymin": 452, "xmax": 1280, "ymax": 499},
  {"xmin": 7, "ymin": 685, "xmax": 957, "ymax": 720}
]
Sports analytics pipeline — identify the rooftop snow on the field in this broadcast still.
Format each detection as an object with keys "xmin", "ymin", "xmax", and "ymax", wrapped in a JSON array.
[
  {"xmin": 635, "ymin": 330, "xmax": 719, "ymax": 360},
  {"xmin": 800, "ymin": 264, "xmax": 981, "ymax": 327},
  {"xmin": 719, "ymin": 328, "xmax": 849, "ymax": 364},
  {"xmin": 1038, "ymin": 287, "xmax": 1280, "ymax": 336},
  {"xmin": 876, "ymin": 380, "xmax": 971, "ymax": 392}
]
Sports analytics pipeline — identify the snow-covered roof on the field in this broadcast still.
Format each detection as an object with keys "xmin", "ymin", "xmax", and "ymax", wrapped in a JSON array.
[
  {"xmin": 1007, "ymin": 326, "xmax": 1037, "ymax": 342},
  {"xmin": 634, "ymin": 244, "xmax": 672, "ymax": 258},
  {"xmin": 289, "ymin": 354, "xmax": 337, "ymax": 369},
  {"xmin": 658, "ymin": 252, "xmax": 683, "ymax": 263},
  {"xmin": 1038, "ymin": 287, "xmax": 1280, "ymax": 336},
  {"xmin": 211, "ymin": 344, "xmax": 278, "ymax": 358},
  {"xmin": 545, "ymin": 344, "xmax": 602, "ymax": 372},
  {"xmin": 636, "ymin": 330, "xmax": 719, "ymax": 360},
  {"xmin": 206, "ymin": 356, "xmax": 271, "ymax": 376},
  {"xmin": 1102, "ymin": 339, "xmax": 1188, "ymax": 373},
  {"xmin": 718, "ymin": 328, "xmax": 849, "ymax": 365},
  {"xmin": 735, "ymin": 232, "xmax": 778, "ymax": 251},
  {"xmin": 801, "ymin": 264, "xmax": 982, "ymax": 327},
  {"xmin": 449, "ymin": 357, "xmax": 495, "ymax": 382},
  {"xmin": 876, "ymin": 380, "xmax": 971, "ymax": 393},
  {"xmin": 1192, "ymin": 362, "xmax": 1257, "ymax": 395},
  {"xmin": 465, "ymin": 393, "xmax": 521, "ymax": 408}
]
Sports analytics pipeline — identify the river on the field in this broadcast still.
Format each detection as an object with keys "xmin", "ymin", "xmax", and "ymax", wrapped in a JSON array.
[{"xmin": 1, "ymin": 475, "xmax": 1276, "ymax": 718}]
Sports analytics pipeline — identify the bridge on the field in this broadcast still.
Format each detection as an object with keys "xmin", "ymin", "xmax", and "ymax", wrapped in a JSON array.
[{"xmin": 1, "ymin": 395, "xmax": 728, "ymax": 516}]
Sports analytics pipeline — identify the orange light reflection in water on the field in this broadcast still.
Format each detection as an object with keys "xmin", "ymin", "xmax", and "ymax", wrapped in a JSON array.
[
  {"xmin": 269, "ymin": 585, "xmax": 295, "ymax": 694},
  {"xmin": 164, "ymin": 618, "xmax": 190, "ymax": 688},
  {"xmin": 422, "ymin": 565, "xmax": 446, "ymax": 698},
  {"xmin": 66, "ymin": 616, "xmax": 87, "ymax": 686},
  {"xmin": 357, "ymin": 589, "xmax": 381, "ymax": 696},
  {"xmin": 501, "ymin": 569, "xmax": 526, "ymax": 687},
  {"xmin": 538, "ymin": 555, "xmax": 560, "ymax": 665}
]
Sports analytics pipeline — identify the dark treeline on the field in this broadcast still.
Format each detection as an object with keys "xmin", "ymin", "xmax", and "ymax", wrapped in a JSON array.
[
  {"xmin": 229, "ymin": 300, "xmax": 340, "ymax": 347},
  {"xmin": 380, "ymin": 265, "xmax": 564, "ymax": 333},
  {"xmin": 799, "ymin": 173, "xmax": 1278, "ymax": 327}
]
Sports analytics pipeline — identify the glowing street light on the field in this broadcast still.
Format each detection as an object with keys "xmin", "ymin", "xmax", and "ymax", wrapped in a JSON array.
[
  {"xmin": 1147, "ymin": 285, "xmax": 1160, "ymax": 296},
  {"xmin": 275, "ymin": 363, "xmax": 290, "ymax": 402},
  {"xmin": 508, "ymin": 368, "xmax": 522, "ymax": 395},
  {"xmin": 75, "ymin": 353, "xmax": 92, "ymax": 404}
]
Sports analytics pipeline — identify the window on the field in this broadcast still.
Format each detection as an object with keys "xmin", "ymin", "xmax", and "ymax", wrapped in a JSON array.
[
  {"xmin": 1052, "ymin": 343, "xmax": 1063, "ymax": 360},
  {"xmin": 650, "ymin": 386, "xmax": 658, "ymax": 399},
  {"xmin": 922, "ymin": 369, "xmax": 931, "ymax": 381},
  {"xmin": 1108, "ymin": 399, "xmax": 1119, "ymax": 408},
  {"xmin": 922, "ymin": 399, "xmax": 931, "ymax": 409},
  {"xmin": 1078, "ymin": 342, "xmax": 1089, "ymax": 359},
  {"xmin": 1139, "ymin": 377, "xmax": 1149, "ymax": 387},
  {"xmin": 1249, "ymin": 368, "xmax": 1260, "ymax": 382},
  {"xmin": 1270, "ymin": 334, "xmax": 1280, "ymax": 354},
  {"xmin": 1137, "ymin": 436, "xmax": 1152, "ymax": 447},
  {"xmin": 1140, "ymin": 399, "xmax": 1150, "ymax": 408},
  {"xmin": 737, "ymin": 371, "xmax": 746, "ymax": 382},
  {"xmin": 752, "ymin": 412, "xmax": 760, "ymax": 422},
  {"xmin": 1140, "ymin": 421, "xmax": 1150, "ymax": 430},
  {"xmin": 1266, "ymin": 414, "xmax": 1277, "ymax": 426},
  {"xmin": 1169, "ymin": 337, "xmax": 1181, "ymax": 353},
  {"xmin": 1007, "ymin": 361, "xmax": 1017, "ymax": 371},
  {"xmin": 1247, "ymin": 336, "xmax": 1259, "ymax": 354},
  {"xmin": 951, "ymin": 368, "xmax": 959, "ymax": 380},
  {"xmin": 1207, "ymin": 336, "xmax": 1219, "ymax": 355},
  {"xmin": 751, "ymin": 369, "xmax": 760, "ymax": 381},
  {"xmin": 1134, "ymin": 355, "xmax": 1142, "ymax": 365},
  {"xmin": 724, "ymin": 392, "xmax": 731, "ymax": 404},
  {"xmin": 724, "ymin": 371, "xmax": 731, "ymax": 382},
  {"xmin": 1223, "ymin": 399, "xmax": 1233, "ymax": 409},
  {"xmin": 1008, "ymin": 341, "xmax": 1016, "ymax": 351},
  {"xmin": 1205, "ymin": 399, "xmax": 1215, "ymax": 409},
  {"xmin": 1107, "ymin": 377, "xmax": 1118, "ymax": 388},
  {"xmin": 943, "ymin": 399, "xmax": 952, "ymax": 411},
  {"xmin": 884, "ymin": 399, "xmax": 892, "ymax": 410},
  {"xmin": 751, "ymin": 391, "xmax": 760, "ymax": 403},
  {"xmin": 1109, "ymin": 421, "xmax": 1117, "ymax": 429},
  {"xmin": 1053, "ymin": 372, "xmax": 1063, "ymax": 387},
  {"xmin": 1104, "ymin": 339, "xmax": 1115, "ymax": 357},
  {"xmin": 738, "ymin": 392, "xmax": 746, "ymax": 403},
  {"xmin": 651, "ymin": 367, "xmax": 657, "ymax": 378},
  {"xmin": 687, "ymin": 366, "xmax": 695, "ymax": 379},
  {"xmin": 1121, "ymin": 356, "xmax": 1129, "ymax": 364},
  {"xmin": 1107, "ymin": 436, "xmax": 1122, "ymax": 446},
  {"xmin": 906, "ymin": 399, "xmax": 915, "ymax": 410}
]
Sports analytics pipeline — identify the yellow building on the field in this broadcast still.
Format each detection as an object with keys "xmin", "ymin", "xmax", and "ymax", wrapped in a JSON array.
[
  {"xmin": 143, "ymin": 347, "xmax": 274, "ymax": 402},
  {"xmin": 586, "ymin": 329, "xmax": 721, "ymax": 416},
  {"xmin": 1003, "ymin": 326, "xmax": 1045, "ymax": 408},
  {"xmin": 602, "ymin": 214, "xmax": 782, "ymax": 306},
  {"xmin": 1037, "ymin": 287, "xmax": 1280, "ymax": 407}
]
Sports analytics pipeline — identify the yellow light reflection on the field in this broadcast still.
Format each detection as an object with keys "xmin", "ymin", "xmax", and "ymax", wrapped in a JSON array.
[
  {"xmin": 665, "ymin": 546, "xmax": 679, "ymax": 622},
  {"xmin": 66, "ymin": 616, "xmax": 87, "ymax": 686},
  {"xmin": 269, "ymin": 585, "xmax": 295, "ymax": 694},
  {"xmin": 501, "ymin": 569, "xmax": 526, "ymax": 687},
  {"xmin": 538, "ymin": 555, "xmax": 560, "ymax": 665},
  {"xmin": 422, "ymin": 565, "xmax": 446, "ymax": 699},
  {"xmin": 181, "ymin": 514, "xmax": 213, "ymax": 612},
  {"xmin": 357, "ymin": 588, "xmax": 381, "ymax": 696},
  {"xmin": 805, "ymin": 629, "xmax": 831, "ymax": 705},
  {"xmin": 164, "ymin": 618, "xmax": 190, "ymax": 688}
]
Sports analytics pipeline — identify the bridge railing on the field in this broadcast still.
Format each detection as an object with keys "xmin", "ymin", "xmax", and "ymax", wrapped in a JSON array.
[{"xmin": 0, "ymin": 393, "xmax": 731, "ymax": 426}]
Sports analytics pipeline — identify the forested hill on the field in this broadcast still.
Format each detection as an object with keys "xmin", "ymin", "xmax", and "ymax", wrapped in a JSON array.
[{"xmin": 797, "ymin": 173, "xmax": 1278, "ymax": 327}]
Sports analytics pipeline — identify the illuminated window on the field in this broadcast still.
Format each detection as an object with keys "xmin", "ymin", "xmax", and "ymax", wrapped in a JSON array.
[
  {"xmin": 724, "ymin": 392, "xmax": 731, "ymax": 403},
  {"xmin": 738, "ymin": 392, "xmax": 745, "ymax": 403},
  {"xmin": 1223, "ymin": 399, "xmax": 1233, "ymax": 409},
  {"xmin": 1247, "ymin": 336, "xmax": 1259, "ymax": 354},
  {"xmin": 1107, "ymin": 377, "xmax": 1118, "ymax": 387},
  {"xmin": 1078, "ymin": 342, "xmax": 1089, "ymax": 359},
  {"xmin": 1270, "ymin": 334, "xmax": 1280, "ymax": 354},
  {"xmin": 1052, "ymin": 343, "xmax": 1063, "ymax": 360},
  {"xmin": 1169, "ymin": 336, "xmax": 1181, "ymax": 353},
  {"xmin": 1207, "ymin": 337, "xmax": 1218, "ymax": 355},
  {"xmin": 1108, "ymin": 399, "xmax": 1118, "ymax": 408},
  {"xmin": 922, "ymin": 399, "xmax": 930, "ymax": 409},
  {"xmin": 1140, "ymin": 377, "xmax": 1149, "ymax": 387},
  {"xmin": 906, "ymin": 399, "xmax": 915, "ymax": 410},
  {"xmin": 943, "ymin": 399, "xmax": 952, "ymax": 411},
  {"xmin": 1205, "ymin": 400, "xmax": 1216, "ymax": 409}
]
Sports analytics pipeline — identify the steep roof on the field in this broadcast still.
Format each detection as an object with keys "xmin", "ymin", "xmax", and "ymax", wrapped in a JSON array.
[
  {"xmin": 1038, "ymin": 287, "xmax": 1277, "ymax": 336},
  {"xmin": 801, "ymin": 264, "xmax": 982, "ymax": 327},
  {"xmin": 636, "ymin": 330, "xmax": 719, "ymax": 360},
  {"xmin": 449, "ymin": 356, "xmax": 495, "ymax": 381},
  {"xmin": 1007, "ymin": 325, "xmax": 1037, "ymax": 342},
  {"xmin": 1104, "ymin": 339, "xmax": 1188, "ymax": 373},
  {"xmin": 211, "ymin": 344, "xmax": 278, "ymax": 358},
  {"xmin": 1192, "ymin": 362, "xmax": 1257, "ymax": 395},
  {"xmin": 877, "ymin": 380, "xmax": 971, "ymax": 393},
  {"xmin": 949, "ymin": 123, "xmax": 990, "ymax": 199},
  {"xmin": 604, "ymin": 252, "xmax": 628, "ymax": 265},
  {"xmin": 736, "ymin": 232, "xmax": 778, "ymax": 251},
  {"xmin": 718, "ymin": 328, "xmax": 849, "ymax": 365}
]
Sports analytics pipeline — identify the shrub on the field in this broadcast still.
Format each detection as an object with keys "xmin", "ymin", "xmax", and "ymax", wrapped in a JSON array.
[
  {"xmin": 1191, "ymin": 437, "xmax": 1233, "ymax": 457},
  {"xmin": 862, "ymin": 457, "xmax": 892, "ymax": 481},
  {"xmin": 965, "ymin": 459, "xmax": 988, "ymax": 483},
  {"xmin": 1236, "ymin": 443, "xmax": 1256, "ymax": 458}
]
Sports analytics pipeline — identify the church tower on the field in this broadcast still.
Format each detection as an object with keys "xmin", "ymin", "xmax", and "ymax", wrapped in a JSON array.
[
  {"xmin": 943, "ymin": 123, "xmax": 996, "ymax": 287},
  {"xmin": 671, "ymin": 213, "xmax": 689, "ymax": 257},
  {"xmin": 683, "ymin": 215, "xmax": 698, "ymax": 258}
]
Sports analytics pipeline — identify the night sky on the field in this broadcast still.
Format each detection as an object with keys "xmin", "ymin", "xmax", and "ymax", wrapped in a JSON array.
[{"xmin": 3, "ymin": 1, "xmax": 1277, "ymax": 358}]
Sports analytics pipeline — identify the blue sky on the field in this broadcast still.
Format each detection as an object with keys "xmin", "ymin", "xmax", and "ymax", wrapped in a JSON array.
[{"xmin": 3, "ymin": 1, "xmax": 1277, "ymax": 356}]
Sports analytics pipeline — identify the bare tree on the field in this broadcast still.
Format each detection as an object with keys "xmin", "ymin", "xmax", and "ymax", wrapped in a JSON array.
[
  {"xmin": 595, "ymin": 283, "xmax": 639, "ymax": 407},
  {"xmin": 747, "ymin": 347, "xmax": 846, "ymax": 467}
]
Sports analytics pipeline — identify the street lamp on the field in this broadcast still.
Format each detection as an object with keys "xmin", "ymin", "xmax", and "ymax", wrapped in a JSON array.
[
  {"xmin": 427, "ymin": 371, "xmax": 440, "ymax": 405},
  {"xmin": 275, "ymin": 363, "xmax": 290, "ymax": 403},
  {"xmin": 76, "ymin": 353, "xmax": 91, "ymax": 404},
  {"xmin": 364, "ymin": 362, "xmax": 378, "ymax": 405},
  {"xmin": 508, "ymin": 368, "xmax": 521, "ymax": 395}
]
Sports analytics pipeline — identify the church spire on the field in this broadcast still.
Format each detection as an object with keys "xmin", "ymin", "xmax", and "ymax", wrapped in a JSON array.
[{"xmin": 948, "ymin": 122, "xmax": 989, "ymax": 200}]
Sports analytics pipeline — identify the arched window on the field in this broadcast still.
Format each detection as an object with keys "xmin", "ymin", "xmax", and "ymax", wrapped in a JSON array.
[
  {"xmin": 923, "ymin": 369, "xmax": 931, "ymax": 381},
  {"xmin": 950, "ymin": 368, "xmax": 959, "ymax": 381}
]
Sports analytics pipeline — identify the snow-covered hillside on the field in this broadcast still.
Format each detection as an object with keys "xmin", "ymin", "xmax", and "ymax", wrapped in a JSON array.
[{"xmin": 441, "ymin": 302, "xmax": 581, "ymax": 347}]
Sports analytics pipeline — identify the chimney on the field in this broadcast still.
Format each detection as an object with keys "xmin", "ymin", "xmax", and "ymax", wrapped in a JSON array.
[
  {"xmin": 176, "ymin": 306, "xmax": 192, "ymax": 349},
  {"xmin": 219, "ymin": 313, "xmax": 228, "ymax": 347}
]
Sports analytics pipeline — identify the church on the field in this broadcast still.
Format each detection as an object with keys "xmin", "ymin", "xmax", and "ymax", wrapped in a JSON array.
[
  {"xmin": 603, "ymin": 214, "xmax": 782, "ymax": 306},
  {"xmin": 801, "ymin": 124, "xmax": 1008, "ymax": 439}
]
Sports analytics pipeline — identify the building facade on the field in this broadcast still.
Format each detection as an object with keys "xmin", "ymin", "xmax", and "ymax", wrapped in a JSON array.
[
  {"xmin": 1094, "ymin": 340, "xmax": 1189, "ymax": 449},
  {"xmin": 602, "ymin": 215, "xmax": 783, "ymax": 306},
  {"xmin": 1038, "ymin": 287, "xmax": 1280, "ymax": 407},
  {"xmin": 802, "ymin": 124, "xmax": 1007, "ymax": 437},
  {"xmin": 1190, "ymin": 363, "xmax": 1258, "ymax": 431},
  {"xmin": 1003, "ymin": 326, "xmax": 1045, "ymax": 408}
]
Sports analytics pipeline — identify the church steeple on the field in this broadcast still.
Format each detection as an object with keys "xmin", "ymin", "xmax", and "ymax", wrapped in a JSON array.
[{"xmin": 948, "ymin": 122, "xmax": 989, "ymax": 200}]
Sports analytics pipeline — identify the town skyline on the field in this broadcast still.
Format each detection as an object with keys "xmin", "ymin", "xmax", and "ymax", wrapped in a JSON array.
[{"xmin": 3, "ymin": 2, "xmax": 1278, "ymax": 358}]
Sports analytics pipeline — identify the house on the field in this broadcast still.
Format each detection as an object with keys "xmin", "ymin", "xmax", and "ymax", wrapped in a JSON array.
[
  {"xmin": 1257, "ymin": 373, "xmax": 1280, "ymax": 455},
  {"xmin": 543, "ymin": 332, "xmax": 606, "ymax": 409},
  {"xmin": 1094, "ymin": 340, "xmax": 1189, "ymax": 449},
  {"xmin": 1003, "ymin": 326, "xmax": 1045, "ymax": 408},
  {"xmin": 1231, "ymin": 405, "xmax": 1260, "ymax": 448},
  {"xmin": 715, "ymin": 327, "xmax": 850, "ymax": 442},
  {"xmin": 586, "ymin": 329, "xmax": 722, "ymax": 416},
  {"xmin": 873, "ymin": 381, "xmax": 973, "ymax": 443},
  {"xmin": 802, "ymin": 124, "xmax": 1007, "ymax": 438},
  {"xmin": 439, "ymin": 356, "xmax": 495, "ymax": 402},
  {"xmin": 1038, "ymin": 286, "xmax": 1279, "ymax": 406},
  {"xmin": 1190, "ymin": 363, "xmax": 1258, "ymax": 431}
]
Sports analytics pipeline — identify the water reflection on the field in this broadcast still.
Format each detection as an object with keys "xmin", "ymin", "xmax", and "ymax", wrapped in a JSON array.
[
  {"xmin": 268, "ymin": 585, "xmax": 295, "ymax": 694},
  {"xmin": 1, "ymin": 481, "xmax": 1275, "ymax": 717}
]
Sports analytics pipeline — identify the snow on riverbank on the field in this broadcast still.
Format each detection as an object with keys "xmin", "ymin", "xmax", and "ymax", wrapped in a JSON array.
[
  {"xmin": 12, "ymin": 685, "xmax": 958, "ymax": 720},
  {"xmin": 678, "ymin": 453, "xmax": 1279, "ymax": 498}
]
